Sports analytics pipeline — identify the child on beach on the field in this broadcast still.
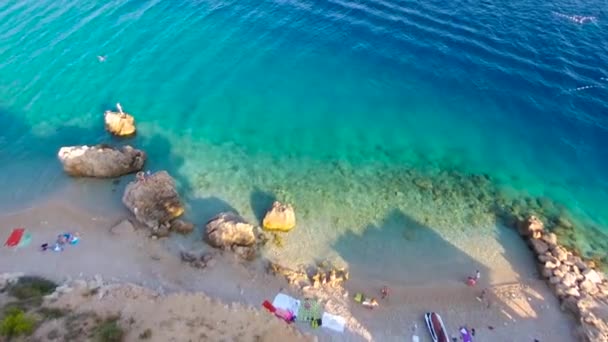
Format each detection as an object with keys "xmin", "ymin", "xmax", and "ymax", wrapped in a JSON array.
[{"xmin": 467, "ymin": 270, "xmax": 480, "ymax": 286}]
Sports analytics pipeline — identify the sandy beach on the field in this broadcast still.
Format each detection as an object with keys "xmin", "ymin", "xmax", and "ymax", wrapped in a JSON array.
[{"xmin": 0, "ymin": 188, "xmax": 579, "ymax": 341}]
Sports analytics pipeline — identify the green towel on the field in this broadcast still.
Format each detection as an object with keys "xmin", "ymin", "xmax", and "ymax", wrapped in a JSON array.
[
  {"xmin": 297, "ymin": 299, "xmax": 322, "ymax": 322},
  {"xmin": 17, "ymin": 233, "xmax": 32, "ymax": 248}
]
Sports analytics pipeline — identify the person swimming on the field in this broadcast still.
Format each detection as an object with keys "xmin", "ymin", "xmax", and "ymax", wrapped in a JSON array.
[{"xmin": 97, "ymin": 55, "xmax": 107, "ymax": 62}]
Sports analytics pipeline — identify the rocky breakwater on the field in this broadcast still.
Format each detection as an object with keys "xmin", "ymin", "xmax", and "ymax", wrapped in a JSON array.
[
  {"xmin": 205, "ymin": 212, "xmax": 266, "ymax": 260},
  {"xmin": 519, "ymin": 215, "xmax": 608, "ymax": 341},
  {"xmin": 122, "ymin": 171, "xmax": 193, "ymax": 237},
  {"xmin": 58, "ymin": 145, "xmax": 146, "ymax": 178},
  {"xmin": 267, "ymin": 261, "xmax": 349, "ymax": 291}
]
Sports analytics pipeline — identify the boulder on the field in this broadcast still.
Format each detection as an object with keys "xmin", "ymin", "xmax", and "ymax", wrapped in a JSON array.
[
  {"xmin": 170, "ymin": 219, "xmax": 195, "ymax": 234},
  {"xmin": 545, "ymin": 260, "xmax": 560, "ymax": 269},
  {"xmin": 542, "ymin": 232, "xmax": 558, "ymax": 246},
  {"xmin": 538, "ymin": 254, "xmax": 551, "ymax": 263},
  {"xmin": 549, "ymin": 276, "xmax": 562, "ymax": 285},
  {"xmin": 58, "ymin": 145, "xmax": 146, "ymax": 178},
  {"xmin": 553, "ymin": 246, "xmax": 569, "ymax": 262},
  {"xmin": 104, "ymin": 110, "xmax": 136, "ymax": 137},
  {"xmin": 583, "ymin": 269, "xmax": 603, "ymax": 284},
  {"xmin": 575, "ymin": 258, "xmax": 588, "ymax": 272},
  {"xmin": 553, "ymin": 269, "xmax": 565, "ymax": 278},
  {"xmin": 530, "ymin": 239, "xmax": 549, "ymax": 254},
  {"xmin": 206, "ymin": 212, "xmax": 256, "ymax": 249},
  {"xmin": 518, "ymin": 215, "xmax": 544, "ymax": 239},
  {"xmin": 262, "ymin": 201, "xmax": 296, "ymax": 232},
  {"xmin": 580, "ymin": 279, "xmax": 599, "ymax": 295},
  {"xmin": 542, "ymin": 267, "xmax": 554, "ymax": 278},
  {"xmin": 122, "ymin": 171, "xmax": 184, "ymax": 230},
  {"xmin": 560, "ymin": 295, "xmax": 580, "ymax": 315},
  {"xmin": 565, "ymin": 287, "xmax": 580, "ymax": 298},
  {"xmin": 562, "ymin": 272, "xmax": 578, "ymax": 288}
]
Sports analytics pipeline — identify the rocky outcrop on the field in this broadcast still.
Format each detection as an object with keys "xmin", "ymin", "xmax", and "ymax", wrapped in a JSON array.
[
  {"xmin": 122, "ymin": 171, "xmax": 184, "ymax": 231},
  {"xmin": 262, "ymin": 201, "xmax": 296, "ymax": 232},
  {"xmin": 518, "ymin": 215, "xmax": 544, "ymax": 239},
  {"xmin": 58, "ymin": 145, "xmax": 146, "ymax": 178},
  {"xmin": 205, "ymin": 212, "xmax": 257, "ymax": 260},
  {"xmin": 516, "ymin": 215, "xmax": 608, "ymax": 341},
  {"xmin": 104, "ymin": 110, "xmax": 136, "ymax": 137},
  {"xmin": 267, "ymin": 261, "xmax": 349, "ymax": 290}
]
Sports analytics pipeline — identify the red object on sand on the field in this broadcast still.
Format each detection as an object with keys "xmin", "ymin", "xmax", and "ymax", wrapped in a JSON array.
[
  {"xmin": 4, "ymin": 228, "xmax": 25, "ymax": 247},
  {"xmin": 262, "ymin": 300, "xmax": 276, "ymax": 313},
  {"xmin": 467, "ymin": 277, "xmax": 476, "ymax": 286}
]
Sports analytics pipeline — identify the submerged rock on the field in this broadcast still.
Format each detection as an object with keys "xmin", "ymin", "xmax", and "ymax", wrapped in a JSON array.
[
  {"xmin": 58, "ymin": 145, "xmax": 146, "ymax": 178},
  {"xmin": 262, "ymin": 201, "xmax": 296, "ymax": 232},
  {"xmin": 122, "ymin": 171, "xmax": 184, "ymax": 231},
  {"xmin": 104, "ymin": 105, "xmax": 136, "ymax": 137}
]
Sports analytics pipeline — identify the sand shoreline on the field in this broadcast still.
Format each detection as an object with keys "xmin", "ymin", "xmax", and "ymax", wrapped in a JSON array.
[{"xmin": 0, "ymin": 191, "xmax": 580, "ymax": 341}]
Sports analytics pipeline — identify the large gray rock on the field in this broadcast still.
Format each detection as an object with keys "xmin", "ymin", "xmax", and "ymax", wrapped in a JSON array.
[
  {"xmin": 530, "ymin": 239, "xmax": 549, "ymax": 254},
  {"xmin": 122, "ymin": 171, "xmax": 184, "ymax": 230},
  {"xmin": 58, "ymin": 145, "xmax": 146, "ymax": 178},
  {"xmin": 205, "ymin": 212, "xmax": 256, "ymax": 248}
]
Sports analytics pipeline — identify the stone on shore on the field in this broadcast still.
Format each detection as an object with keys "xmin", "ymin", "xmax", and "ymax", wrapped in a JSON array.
[
  {"xmin": 518, "ymin": 215, "xmax": 544, "ymax": 239},
  {"xmin": 262, "ymin": 201, "xmax": 296, "ymax": 232},
  {"xmin": 58, "ymin": 145, "xmax": 146, "ymax": 178},
  {"xmin": 170, "ymin": 219, "xmax": 195, "ymax": 234},
  {"xmin": 583, "ymin": 269, "xmax": 603, "ymax": 284},
  {"xmin": 561, "ymin": 272, "xmax": 577, "ymax": 288},
  {"xmin": 122, "ymin": 171, "xmax": 184, "ymax": 231},
  {"xmin": 530, "ymin": 239, "xmax": 549, "ymax": 254},
  {"xmin": 104, "ymin": 110, "xmax": 136, "ymax": 137},
  {"xmin": 206, "ymin": 212, "xmax": 257, "ymax": 259}
]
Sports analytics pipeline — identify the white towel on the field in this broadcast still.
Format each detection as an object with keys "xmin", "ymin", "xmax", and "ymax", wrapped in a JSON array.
[
  {"xmin": 322, "ymin": 312, "xmax": 346, "ymax": 333},
  {"xmin": 272, "ymin": 293, "xmax": 300, "ymax": 314}
]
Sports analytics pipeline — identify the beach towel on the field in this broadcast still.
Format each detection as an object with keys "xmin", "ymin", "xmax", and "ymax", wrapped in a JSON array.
[
  {"xmin": 322, "ymin": 312, "xmax": 346, "ymax": 333},
  {"xmin": 272, "ymin": 293, "xmax": 300, "ymax": 316},
  {"xmin": 4, "ymin": 228, "xmax": 25, "ymax": 247},
  {"xmin": 262, "ymin": 300, "xmax": 276, "ymax": 313},
  {"xmin": 17, "ymin": 233, "xmax": 32, "ymax": 248},
  {"xmin": 297, "ymin": 299, "xmax": 322, "ymax": 322}
]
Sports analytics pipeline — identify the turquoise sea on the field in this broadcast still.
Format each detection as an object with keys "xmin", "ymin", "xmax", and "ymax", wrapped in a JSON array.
[{"xmin": 1, "ymin": 0, "xmax": 607, "ymax": 264}]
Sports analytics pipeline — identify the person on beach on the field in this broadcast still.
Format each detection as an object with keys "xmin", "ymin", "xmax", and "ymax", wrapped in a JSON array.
[
  {"xmin": 362, "ymin": 297, "xmax": 379, "ymax": 309},
  {"xmin": 381, "ymin": 286, "xmax": 389, "ymax": 299},
  {"xmin": 467, "ymin": 270, "xmax": 480, "ymax": 286}
]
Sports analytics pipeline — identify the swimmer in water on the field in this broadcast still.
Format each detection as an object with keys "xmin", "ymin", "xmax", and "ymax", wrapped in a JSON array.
[
  {"xmin": 97, "ymin": 55, "xmax": 107, "ymax": 62},
  {"xmin": 116, "ymin": 103, "xmax": 124, "ymax": 115}
]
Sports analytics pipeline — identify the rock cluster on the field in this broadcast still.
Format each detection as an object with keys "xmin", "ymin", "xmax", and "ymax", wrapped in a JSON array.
[
  {"xmin": 104, "ymin": 110, "xmax": 136, "ymax": 137},
  {"xmin": 519, "ymin": 215, "xmax": 608, "ymax": 341},
  {"xmin": 0, "ymin": 272, "xmax": 23, "ymax": 292},
  {"xmin": 262, "ymin": 201, "xmax": 296, "ymax": 232},
  {"xmin": 58, "ymin": 145, "xmax": 146, "ymax": 178},
  {"xmin": 205, "ymin": 212, "xmax": 260, "ymax": 260},
  {"xmin": 267, "ymin": 261, "xmax": 349, "ymax": 290},
  {"xmin": 122, "ymin": 171, "xmax": 185, "ymax": 232},
  {"xmin": 180, "ymin": 251, "xmax": 216, "ymax": 269}
]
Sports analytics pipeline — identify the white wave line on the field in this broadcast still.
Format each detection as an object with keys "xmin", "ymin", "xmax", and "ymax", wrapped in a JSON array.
[{"xmin": 552, "ymin": 11, "xmax": 597, "ymax": 24}]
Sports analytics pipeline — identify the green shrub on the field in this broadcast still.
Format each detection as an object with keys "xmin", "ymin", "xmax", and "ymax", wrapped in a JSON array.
[
  {"xmin": 0, "ymin": 307, "xmax": 36, "ymax": 338},
  {"xmin": 95, "ymin": 317, "xmax": 124, "ymax": 342},
  {"xmin": 7, "ymin": 276, "xmax": 57, "ymax": 302}
]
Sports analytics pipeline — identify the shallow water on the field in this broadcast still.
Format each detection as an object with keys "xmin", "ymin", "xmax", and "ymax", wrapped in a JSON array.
[{"xmin": 1, "ymin": 0, "xmax": 607, "ymax": 263}]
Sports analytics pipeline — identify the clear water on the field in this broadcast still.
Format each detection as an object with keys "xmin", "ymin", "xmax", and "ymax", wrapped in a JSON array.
[{"xmin": 1, "ymin": 0, "xmax": 607, "ymax": 263}]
